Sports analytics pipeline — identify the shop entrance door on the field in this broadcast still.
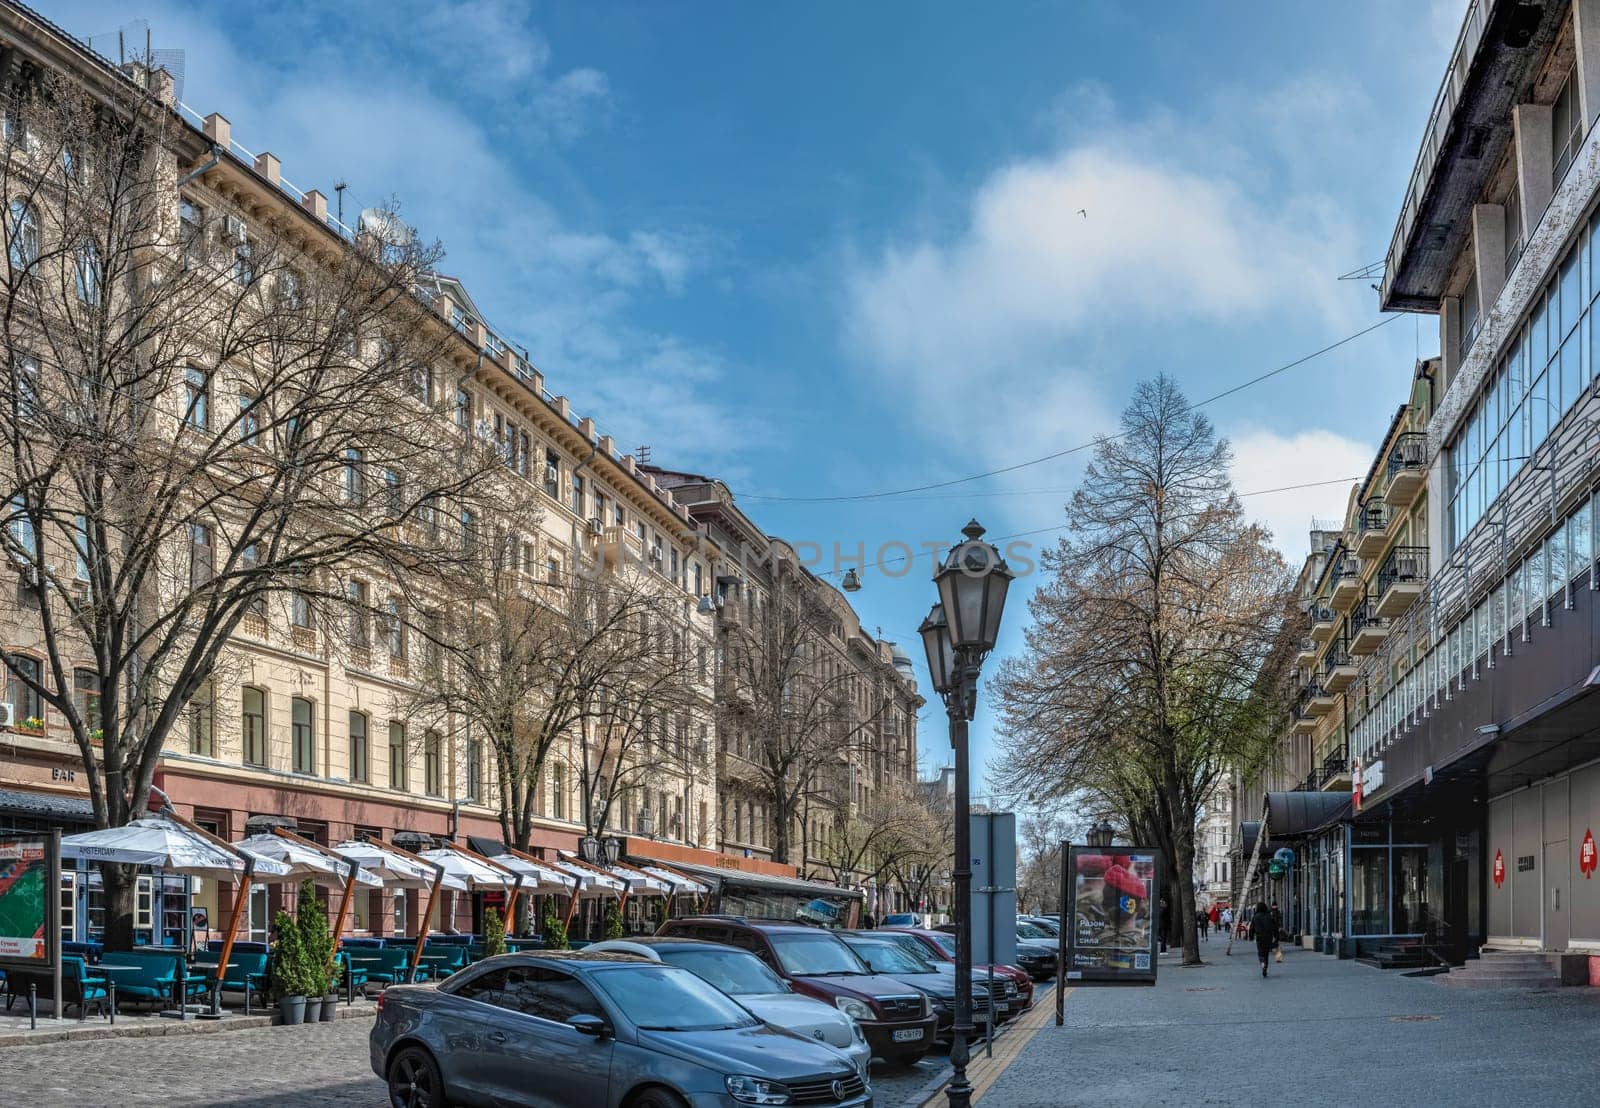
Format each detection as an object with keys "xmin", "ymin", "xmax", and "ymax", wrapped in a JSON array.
[{"xmin": 1544, "ymin": 840, "xmax": 1570, "ymax": 951}]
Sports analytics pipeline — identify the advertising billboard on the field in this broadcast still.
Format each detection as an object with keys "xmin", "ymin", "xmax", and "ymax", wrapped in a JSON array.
[
  {"xmin": 1061, "ymin": 844, "xmax": 1161, "ymax": 985},
  {"xmin": 0, "ymin": 834, "xmax": 57, "ymax": 967}
]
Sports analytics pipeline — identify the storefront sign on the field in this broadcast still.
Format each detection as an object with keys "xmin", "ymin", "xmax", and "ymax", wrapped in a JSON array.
[
  {"xmin": 1060, "ymin": 845, "xmax": 1161, "ymax": 986},
  {"xmin": 1493, "ymin": 849, "xmax": 1505, "ymax": 888},
  {"xmin": 1517, "ymin": 855, "xmax": 1536, "ymax": 873},
  {"xmin": 1581, "ymin": 830, "xmax": 1597, "ymax": 879},
  {"xmin": 0, "ymin": 834, "xmax": 59, "ymax": 970}
]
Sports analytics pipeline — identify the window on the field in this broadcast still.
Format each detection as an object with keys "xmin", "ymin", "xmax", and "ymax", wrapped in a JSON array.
[
  {"xmin": 277, "ymin": 268, "xmax": 302, "ymax": 310},
  {"xmin": 233, "ymin": 233, "xmax": 255, "ymax": 285},
  {"xmin": 15, "ymin": 355, "xmax": 39, "ymax": 420},
  {"xmin": 389, "ymin": 721, "xmax": 408, "ymax": 790},
  {"xmin": 349, "ymin": 711, "xmax": 369, "ymax": 783},
  {"xmin": 544, "ymin": 449, "xmax": 560, "ymax": 498},
  {"xmin": 518, "ymin": 431, "xmax": 531, "ymax": 478},
  {"xmin": 461, "ymin": 509, "xmax": 478, "ymax": 552},
  {"xmin": 571, "ymin": 473, "xmax": 585, "ymax": 515},
  {"xmin": 346, "ymin": 580, "xmax": 369, "ymax": 647},
  {"xmin": 383, "ymin": 468, "xmax": 404, "ymax": 516},
  {"xmin": 189, "ymin": 522, "xmax": 214, "ymax": 586},
  {"xmin": 496, "ymin": 966, "xmax": 606, "ymax": 1024},
  {"xmin": 1505, "ymin": 183, "xmax": 1524, "ymax": 274},
  {"xmin": 6, "ymin": 656, "xmax": 42, "ymax": 724},
  {"xmin": 594, "ymin": 491, "xmax": 608, "ymax": 526},
  {"xmin": 384, "ymin": 597, "xmax": 404, "ymax": 659},
  {"xmin": 291, "ymin": 591, "xmax": 314, "ymax": 631},
  {"xmin": 184, "ymin": 367, "xmax": 209, "ymax": 430},
  {"xmin": 424, "ymin": 731, "xmax": 442, "ymax": 796},
  {"xmin": 455, "ymin": 388, "xmax": 471, "ymax": 433},
  {"xmin": 1553, "ymin": 67, "xmax": 1584, "ymax": 188},
  {"xmin": 238, "ymin": 393, "xmax": 260, "ymax": 445},
  {"xmin": 1459, "ymin": 269, "xmax": 1480, "ymax": 361},
  {"xmin": 188, "ymin": 681, "xmax": 214, "ymax": 756},
  {"xmin": 693, "ymin": 562, "xmax": 703, "ymax": 596},
  {"xmin": 343, "ymin": 448, "xmax": 365, "ymax": 506},
  {"xmin": 614, "ymin": 501, "xmax": 625, "ymax": 527},
  {"xmin": 74, "ymin": 668, "xmax": 100, "ymax": 733},
  {"xmin": 8, "ymin": 199, "xmax": 38, "ymax": 272},
  {"xmin": 466, "ymin": 735, "xmax": 482, "ymax": 802},
  {"xmin": 291, "ymin": 697, "xmax": 315, "ymax": 774},
  {"xmin": 242, "ymin": 687, "xmax": 267, "ymax": 766},
  {"xmin": 180, "ymin": 198, "xmax": 204, "ymax": 259},
  {"xmin": 551, "ymin": 764, "xmax": 566, "ymax": 820},
  {"xmin": 74, "ymin": 241, "xmax": 99, "ymax": 304},
  {"xmin": 73, "ymin": 514, "xmax": 91, "ymax": 581}
]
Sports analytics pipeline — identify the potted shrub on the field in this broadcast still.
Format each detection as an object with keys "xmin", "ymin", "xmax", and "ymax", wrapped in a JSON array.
[
  {"xmin": 483, "ymin": 907, "xmax": 507, "ymax": 958},
  {"xmin": 271, "ymin": 910, "xmax": 309, "ymax": 1025},
  {"xmin": 296, "ymin": 880, "xmax": 338, "ymax": 1022},
  {"xmin": 603, "ymin": 903, "xmax": 624, "ymax": 940},
  {"xmin": 541, "ymin": 905, "xmax": 569, "ymax": 951}
]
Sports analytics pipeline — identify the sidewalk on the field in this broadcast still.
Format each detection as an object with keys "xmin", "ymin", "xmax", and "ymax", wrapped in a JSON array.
[{"xmin": 975, "ymin": 943, "xmax": 1600, "ymax": 1107}]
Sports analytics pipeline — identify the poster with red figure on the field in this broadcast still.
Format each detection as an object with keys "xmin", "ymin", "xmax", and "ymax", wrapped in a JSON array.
[{"xmin": 1062, "ymin": 845, "xmax": 1161, "ymax": 985}]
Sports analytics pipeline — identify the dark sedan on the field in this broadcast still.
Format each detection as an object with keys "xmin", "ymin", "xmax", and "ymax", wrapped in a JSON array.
[
  {"xmin": 839, "ymin": 935, "xmax": 991, "ymax": 1041},
  {"xmin": 370, "ymin": 950, "xmax": 871, "ymax": 1108}
]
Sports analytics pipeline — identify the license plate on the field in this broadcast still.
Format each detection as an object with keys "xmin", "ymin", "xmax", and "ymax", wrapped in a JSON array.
[
  {"xmin": 891, "ymin": 1028, "xmax": 924, "ymax": 1042},
  {"xmin": 974, "ymin": 1011, "xmax": 988, "ymax": 1023},
  {"xmin": 994, "ymin": 1002, "xmax": 1010, "ymax": 1012}
]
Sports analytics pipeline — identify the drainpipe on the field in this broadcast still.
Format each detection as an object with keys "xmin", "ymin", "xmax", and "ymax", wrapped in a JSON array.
[
  {"xmin": 569, "ymin": 441, "xmax": 601, "ymax": 566},
  {"xmin": 177, "ymin": 144, "xmax": 223, "ymax": 190}
]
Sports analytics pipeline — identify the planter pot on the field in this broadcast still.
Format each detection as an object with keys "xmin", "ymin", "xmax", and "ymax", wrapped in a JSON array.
[
  {"xmin": 321, "ymin": 994, "xmax": 338, "ymax": 1021},
  {"xmin": 304, "ymin": 997, "xmax": 323, "ymax": 1023},
  {"xmin": 278, "ymin": 996, "xmax": 306, "ymax": 1025}
]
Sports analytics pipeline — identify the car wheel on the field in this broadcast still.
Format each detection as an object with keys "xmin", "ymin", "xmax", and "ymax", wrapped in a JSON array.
[
  {"xmin": 628, "ymin": 1086, "xmax": 690, "ymax": 1108},
  {"xmin": 387, "ymin": 1045, "xmax": 447, "ymax": 1108}
]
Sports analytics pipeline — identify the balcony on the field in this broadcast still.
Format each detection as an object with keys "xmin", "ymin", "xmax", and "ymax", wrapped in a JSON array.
[
  {"xmin": 1376, "ymin": 546, "xmax": 1428, "ymax": 619},
  {"xmin": 1348, "ymin": 596, "xmax": 1389, "ymax": 655},
  {"xmin": 1355, "ymin": 500, "xmax": 1392, "ymax": 559},
  {"xmin": 1294, "ymin": 637, "xmax": 1317, "ymax": 668},
  {"xmin": 1319, "ymin": 754, "xmax": 1350, "ymax": 791},
  {"xmin": 1322, "ymin": 639, "xmax": 1358, "ymax": 695},
  {"xmin": 1383, "ymin": 433, "xmax": 1427, "ymax": 508},
  {"xmin": 1308, "ymin": 601, "xmax": 1337, "ymax": 643},
  {"xmin": 599, "ymin": 525, "xmax": 643, "ymax": 568},
  {"xmin": 1329, "ymin": 550, "xmax": 1363, "ymax": 612},
  {"xmin": 1305, "ymin": 677, "xmax": 1336, "ymax": 716},
  {"xmin": 1292, "ymin": 687, "xmax": 1318, "ymax": 735}
]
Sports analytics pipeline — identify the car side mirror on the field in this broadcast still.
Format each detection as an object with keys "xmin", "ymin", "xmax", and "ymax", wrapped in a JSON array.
[{"xmin": 567, "ymin": 1015, "xmax": 607, "ymax": 1038}]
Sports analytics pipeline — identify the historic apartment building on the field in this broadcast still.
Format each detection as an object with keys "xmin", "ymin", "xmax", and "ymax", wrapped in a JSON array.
[
  {"xmin": 0, "ymin": 2, "xmax": 915, "ymax": 941},
  {"xmin": 646, "ymin": 468, "xmax": 924, "ymax": 902}
]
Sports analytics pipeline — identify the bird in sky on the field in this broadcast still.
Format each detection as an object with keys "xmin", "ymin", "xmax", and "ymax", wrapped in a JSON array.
[{"xmin": 1077, "ymin": 208, "xmax": 1087, "ymax": 218}]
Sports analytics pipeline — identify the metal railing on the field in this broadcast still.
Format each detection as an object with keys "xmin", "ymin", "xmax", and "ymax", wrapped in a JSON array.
[
  {"xmin": 1386, "ymin": 433, "xmax": 1428, "ymax": 483},
  {"xmin": 1359, "ymin": 499, "xmax": 1391, "ymax": 537},
  {"xmin": 1349, "ymin": 596, "xmax": 1387, "ymax": 635},
  {"xmin": 1378, "ymin": 546, "xmax": 1429, "ymax": 598},
  {"xmin": 1320, "ymin": 755, "xmax": 1348, "ymax": 787},
  {"xmin": 1322, "ymin": 637, "xmax": 1353, "ymax": 677}
]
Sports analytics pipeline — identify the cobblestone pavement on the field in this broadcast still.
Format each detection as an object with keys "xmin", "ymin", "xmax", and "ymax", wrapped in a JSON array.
[
  {"xmin": 0, "ymin": 1003, "xmax": 989, "ymax": 1107},
  {"xmin": 979, "ymin": 943, "xmax": 1600, "ymax": 1107}
]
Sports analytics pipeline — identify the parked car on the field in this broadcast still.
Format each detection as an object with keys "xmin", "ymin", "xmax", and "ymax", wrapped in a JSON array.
[
  {"xmin": 658, "ymin": 916, "xmax": 938, "ymax": 1067},
  {"xmin": 838, "ymin": 934, "xmax": 990, "ymax": 1042},
  {"xmin": 587, "ymin": 937, "xmax": 871, "ymax": 1078},
  {"xmin": 879, "ymin": 913, "xmax": 920, "ymax": 927},
  {"xmin": 1020, "ymin": 916, "xmax": 1060, "ymax": 936},
  {"xmin": 369, "ymin": 949, "xmax": 871, "ymax": 1108},
  {"xmin": 934, "ymin": 921, "xmax": 1057, "ymax": 981},
  {"xmin": 873, "ymin": 927, "xmax": 1032, "ymax": 1012}
]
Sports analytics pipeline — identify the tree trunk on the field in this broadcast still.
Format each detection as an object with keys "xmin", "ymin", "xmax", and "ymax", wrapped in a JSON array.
[
  {"xmin": 770, "ymin": 791, "xmax": 792, "ymax": 864},
  {"xmin": 1173, "ymin": 825, "xmax": 1201, "ymax": 965},
  {"xmin": 101, "ymin": 863, "xmax": 138, "ymax": 953}
]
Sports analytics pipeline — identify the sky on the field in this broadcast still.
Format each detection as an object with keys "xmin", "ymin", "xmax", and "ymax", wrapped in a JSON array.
[{"xmin": 51, "ymin": 0, "xmax": 1465, "ymax": 800}]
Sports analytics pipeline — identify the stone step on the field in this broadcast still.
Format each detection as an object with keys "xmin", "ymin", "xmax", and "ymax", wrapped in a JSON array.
[{"xmin": 1437, "ymin": 973, "xmax": 1563, "ymax": 989}]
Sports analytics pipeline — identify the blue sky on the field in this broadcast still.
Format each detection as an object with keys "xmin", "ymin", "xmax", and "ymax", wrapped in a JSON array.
[{"xmin": 55, "ymin": 0, "xmax": 1463, "ymax": 797}]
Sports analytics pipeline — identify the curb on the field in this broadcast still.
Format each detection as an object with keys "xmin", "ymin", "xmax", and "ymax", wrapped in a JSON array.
[
  {"xmin": 914, "ymin": 982, "xmax": 1059, "ymax": 1108},
  {"xmin": 0, "ymin": 1002, "xmax": 377, "ymax": 1049}
]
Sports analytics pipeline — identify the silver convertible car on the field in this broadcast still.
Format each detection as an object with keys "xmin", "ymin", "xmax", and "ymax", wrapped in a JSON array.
[{"xmin": 370, "ymin": 950, "xmax": 873, "ymax": 1108}]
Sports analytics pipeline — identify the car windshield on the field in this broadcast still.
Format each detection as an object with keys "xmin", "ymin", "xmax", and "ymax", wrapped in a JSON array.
[
  {"xmin": 769, "ymin": 932, "xmax": 867, "ymax": 976},
  {"xmin": 844, "ymin": 938, "xmax": 931, "ymax": 975},
  {"xmin": 1016, "ymin": 921, "xmax": 1048, "ymax": 939},
  {"xmin": 925, "ymin": 932, "xmax": 956, "ymax": 959},
  {"xmin": 590, "ymin": 965, "xmax": 759, "ymax": 1032},
  {"xmin": 657, "ymin": 947, "xmax": 787, "ymax": 996}
]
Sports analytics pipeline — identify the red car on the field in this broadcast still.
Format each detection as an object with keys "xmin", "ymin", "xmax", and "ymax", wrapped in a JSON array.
[{"xmin": 874, "ymin": 927, "xmax": 1034, "ymax": 1012}]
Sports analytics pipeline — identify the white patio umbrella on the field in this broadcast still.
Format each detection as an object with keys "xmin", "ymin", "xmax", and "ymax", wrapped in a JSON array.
[
  {"xmin": 332, "ymin": 839, "xmax": 467, "ymax": 982},
  {"xmin": 235, "ymin": 832, "xmax": 383, "ymax": 949},
  {"xmin": 488, "ymin": 853, "xmax": 576, "ymax": 895},
  {"xmin": 420, "ymin": 846, "xmax": 527, "ymax": 935},
  {"xmin": 549, "ymin": 855, "xmax": 626, "ymax": 896},
  {"xmin": 62, "ymin": 814, "xmax": 292, "ymax": 1014},
  {"xmin": 638, "ymin": 864, "xmax": 710, "ymax": 898}
]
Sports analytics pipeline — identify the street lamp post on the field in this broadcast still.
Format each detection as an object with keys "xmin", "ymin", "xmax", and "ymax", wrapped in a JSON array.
[{"xmin": 919, "ymin": 520, "xmax": 1012, "ymax": 1108}]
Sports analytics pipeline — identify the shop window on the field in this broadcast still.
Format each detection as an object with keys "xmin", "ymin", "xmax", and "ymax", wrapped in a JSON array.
[
  {"xmin": 1350, "ymin": 849, "xmax": 1389, "ymax": 935},
  {"xmin": 60, "ymin": 872, "xmax": 76, "ymax": 943},
  {"xmin": 135, "ymin": 875, "xmax": 154, "ymax": 931}
]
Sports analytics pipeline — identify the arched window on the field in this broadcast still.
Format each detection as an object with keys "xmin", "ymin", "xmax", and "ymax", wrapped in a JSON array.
[
  {"xmin": 8, "ymin": 199, "xmax": 38, "ymax": 272},
  {"xmin": 74, "ymin": 240, "xmax": 98, "ymax": 303}
]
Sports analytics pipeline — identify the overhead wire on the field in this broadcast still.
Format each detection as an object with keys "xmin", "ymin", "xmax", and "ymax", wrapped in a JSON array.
[{"xmin": 742, "ymin": 315, "xmax": 1400, "ymax": 504}]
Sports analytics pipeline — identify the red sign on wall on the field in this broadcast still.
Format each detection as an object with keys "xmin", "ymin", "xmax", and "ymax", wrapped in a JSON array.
[
  {"xmin": 1493, "ymin": 849, "xmax": 1505, "ymax": 888},
  {"xmin": 1581, "ymin": 831, "xmax": 1597, "ymax": 879}
]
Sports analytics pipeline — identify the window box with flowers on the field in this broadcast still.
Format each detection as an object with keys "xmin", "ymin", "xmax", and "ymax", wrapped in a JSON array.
[{"xmin": 18, "ymin": 716, "xmax": 45, "ymax": 735}]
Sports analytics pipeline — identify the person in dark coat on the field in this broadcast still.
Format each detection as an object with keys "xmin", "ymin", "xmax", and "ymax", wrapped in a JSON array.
[{"xmin": 1248, "ymin": 901, "xmax": 1278, "ymax": 978}]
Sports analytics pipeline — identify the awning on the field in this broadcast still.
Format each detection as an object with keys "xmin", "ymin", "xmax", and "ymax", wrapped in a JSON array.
[
  {"xmin": 419, "ymin": 847, "xmax": 516, "ymax": 891},
  {"xmin": 233, "ymin": 834, "xmax": 383, "ymax": 887},
  {"xmin": 655, "ymin": 859, "xmax": 865, "ymax": 902},
  {"xmin": 637, "ymin": 864, "xmax": 710, "ymax": 896},
  {"xmin": 333, "ymin": 840, "xmax": 469, "ymax": 891},
  {"xmin": 1264, "ymin": 791, "xmax": 1353, "ymax": 838},
  {"xmin": 62, "ymin": 817, "xmax": 292, "ymax": 880},
  {"xmin": 487, "ymin": 854, "xmax": 575, "ymax": 895},
  {"xmin": 0, "ymin": 787, "xmax": 96, "ymax": 825},
  {"xmin": 546, "ymin": 857, "xmax": 625, "ymax": 897}
]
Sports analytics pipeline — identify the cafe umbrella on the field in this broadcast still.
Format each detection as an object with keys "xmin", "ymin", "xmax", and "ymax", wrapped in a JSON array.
[
  {"xmin": 233, "ymin": 831, "xmax": 383, "ymax": 949},
  {"xmin": 418, "ymin": 846, "xmax": 522, "ymax": 932},
  {"xmin": 332, "ymin": 839, "xmax": 467, "ymax": 983},
  {"xmin": 60, "ymin": 813, "xmax": 293, "ymax": 1016}
]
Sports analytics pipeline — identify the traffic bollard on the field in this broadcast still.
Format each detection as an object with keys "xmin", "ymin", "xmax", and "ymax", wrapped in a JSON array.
[
  {"xmin": 109, "ymin": 980, "xmax": 116, "ymax": 1025},
  {"xmin": 29, "ymin": 983, "xmax": 37, "ymax": 1030}
]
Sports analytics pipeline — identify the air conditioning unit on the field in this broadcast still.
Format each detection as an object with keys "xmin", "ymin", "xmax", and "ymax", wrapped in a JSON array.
[
  {"xmin": 587, "ymin": 517, "xmax": 604, "ymax": 537},
  {"xmin": 0, "ymin": 703, "xmax": 13, "ymax": 728}
]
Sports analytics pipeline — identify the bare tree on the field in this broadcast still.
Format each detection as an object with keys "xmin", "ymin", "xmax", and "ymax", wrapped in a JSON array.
[
  {"xmin": 813, "ymin": 783, "xmax": 927, "ymax": 893},
  {"xmin": 406, "ymin": 537, "xmax": 699, "ymax": 853},
  {"xmin": 0, "ymin": 72, "xmax": 498, "ymax": 949},
  {"xmin": 720, "ymin": 571, "xmax": 889, "ymax": 865},
  {"xmin": 990, "ymin": 376, "xmax": 1291, "ymax": 965}
]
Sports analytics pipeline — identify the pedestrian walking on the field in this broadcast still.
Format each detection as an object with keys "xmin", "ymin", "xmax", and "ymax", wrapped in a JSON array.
[
  {"xmin": 1270, "ymin": 901, "xmax": 1284, "ymax": 963},
  {"xmin": 1208, "ymin": 904, "xmax": 1221, "ymax": 933},
  {"xmin": 1220, "ymin": 906, "xmax": 1233, "ymax": 937},
  {"xmin": 1158, "ymin": 897, "xmax": 1169, "ymax": 953},
  {"xmin": 1198, "ymin": 911, "xmax": 1209, "ymax": 940},
  {"xmin": 1248, "ymin": 901, "xmax": 1278, "ymax": 978}
]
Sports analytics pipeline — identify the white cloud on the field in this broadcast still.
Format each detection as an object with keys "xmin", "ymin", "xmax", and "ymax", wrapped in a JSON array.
[{"xmin": 1227, "ymin": 428, "xmax": 1374, "ymax": 558}]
